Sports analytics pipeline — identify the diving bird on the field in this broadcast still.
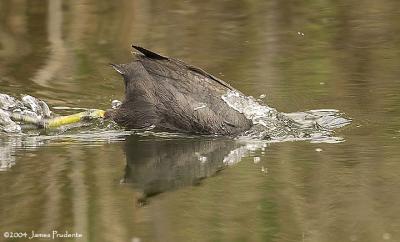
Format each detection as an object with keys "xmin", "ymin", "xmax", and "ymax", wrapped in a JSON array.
[{"xmin": 105, "ymin": 45, "xmax": 252, "ymax": 135}]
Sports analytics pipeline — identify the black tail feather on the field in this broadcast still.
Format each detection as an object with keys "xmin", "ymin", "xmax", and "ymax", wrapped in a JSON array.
[{"xmin": 132, "ymin": 45, "xmax": 168, "ymax": 60}]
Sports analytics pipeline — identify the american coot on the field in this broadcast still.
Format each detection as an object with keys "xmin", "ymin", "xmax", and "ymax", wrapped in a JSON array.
[{"xmin": 105, "ymin": 45, "xmax": 252, "ymax": 135}]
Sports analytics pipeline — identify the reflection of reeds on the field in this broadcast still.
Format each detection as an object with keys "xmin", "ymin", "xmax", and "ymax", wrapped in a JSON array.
[
  {"xmin": 31, "ymin": 0, "xmax": 66, "ymax": 87},
  {"xmin": 0, "ymin": 144, "xmax": 138, "ymax": 241},
  {"xmin": 70, "ymin": 149, "xmax": 88, "ymax": 238}
]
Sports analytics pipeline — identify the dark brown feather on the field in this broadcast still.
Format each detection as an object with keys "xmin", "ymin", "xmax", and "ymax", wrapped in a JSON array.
[{"xmin": 110, "ymin": 46, "xmax": 252, "ymax": 135}]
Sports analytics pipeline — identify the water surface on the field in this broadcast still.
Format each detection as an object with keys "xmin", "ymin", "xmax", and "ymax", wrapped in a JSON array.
[{"xmin": 1, "ymin": 1, "xmax": 400, "ymax": 242}]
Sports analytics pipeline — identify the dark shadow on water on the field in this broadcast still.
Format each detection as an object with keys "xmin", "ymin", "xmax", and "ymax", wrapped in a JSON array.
[{"xmin": 122, "ymin": 135, "xmax": 243, "ymax": 203}]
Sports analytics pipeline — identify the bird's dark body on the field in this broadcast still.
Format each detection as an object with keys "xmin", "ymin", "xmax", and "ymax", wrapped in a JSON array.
[{"xmin": 106, "ymin": 46, "xmax": 252, "ymax": 135}]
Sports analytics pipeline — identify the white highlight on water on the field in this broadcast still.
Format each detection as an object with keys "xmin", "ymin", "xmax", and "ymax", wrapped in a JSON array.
[{"xmin": 223, "ymin": 142, "xmax": 266, "ymax": 166}]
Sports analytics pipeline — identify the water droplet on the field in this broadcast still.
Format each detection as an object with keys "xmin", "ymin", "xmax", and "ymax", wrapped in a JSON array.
[
  {"xmin": 111, "ymin": 100, "xmax": 122, "ymax": 109},
  {"xmin": 261, "ymin": 166, "xmax": 268, "ymax": 174},
  {"xmin": 253, "ymin": 157, "xmax": 260, "ymax": 163}
]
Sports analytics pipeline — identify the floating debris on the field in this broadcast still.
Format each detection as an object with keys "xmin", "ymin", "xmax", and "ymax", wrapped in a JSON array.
[{"xmin": 315, "ymin": 148, "xmax": 323, "ymax": 152}]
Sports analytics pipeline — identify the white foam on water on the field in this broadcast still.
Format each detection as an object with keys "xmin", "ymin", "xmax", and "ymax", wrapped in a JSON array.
[
  {"xmin": 0, "ymin": 109, "xmax": 21, "ymax": 133},
  {"xmin": 222, "ymin": 90, "xmax": 351, "ymax": 142},
  {"xmin": 22, "ymin": 95, "xmax": 43, "ymax": 117},
  {"xmin": 0, "ymin": 94, "xmax": 23, "ymax": 110}
]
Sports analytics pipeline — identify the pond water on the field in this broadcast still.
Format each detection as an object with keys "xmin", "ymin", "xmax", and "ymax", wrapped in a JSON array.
[{"xmin": 1, "ymin": 1, "xmax": 400, "ymax": 242}]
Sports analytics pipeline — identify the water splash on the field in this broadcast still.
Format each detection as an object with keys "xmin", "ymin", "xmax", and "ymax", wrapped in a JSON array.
[
  {"xmin": 222, "ymin": 90, "xmax": 351, "ymax": 142},
  {"xmin": 0, "ymin": 94, "xmax": 55, "ymax": 133},
  {"xmin": 1, "ymin": 91, "xmax": 351, "ymax": 171},
  {"xmin": 0, "ymin": 93, "xmax": 127, "ymax": 170},
  {"xmin": 21, "ymin": 95, "xmax": 52, "ymax": 118},
  {"xmin": 221, "ymin": 90, "xmax": 278, "ymax": 126},
  {"xmin": 0, "ymin": 109, "xmax": 21, "ymax": 133},
  {"xmin": 0, "ymin": 94, "xmax": 23, "ymax": 110}
]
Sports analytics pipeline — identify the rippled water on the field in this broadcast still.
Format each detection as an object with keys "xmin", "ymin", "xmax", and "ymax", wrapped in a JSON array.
[{"xmin": 1, "ymin": 1, "xmax": 400, "ymax": 242}]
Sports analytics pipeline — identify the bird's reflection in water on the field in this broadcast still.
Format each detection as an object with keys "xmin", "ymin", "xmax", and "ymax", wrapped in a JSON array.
[{"xmin": 122, "ymin": 134, "xmax": 251, "ymax": 204}]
